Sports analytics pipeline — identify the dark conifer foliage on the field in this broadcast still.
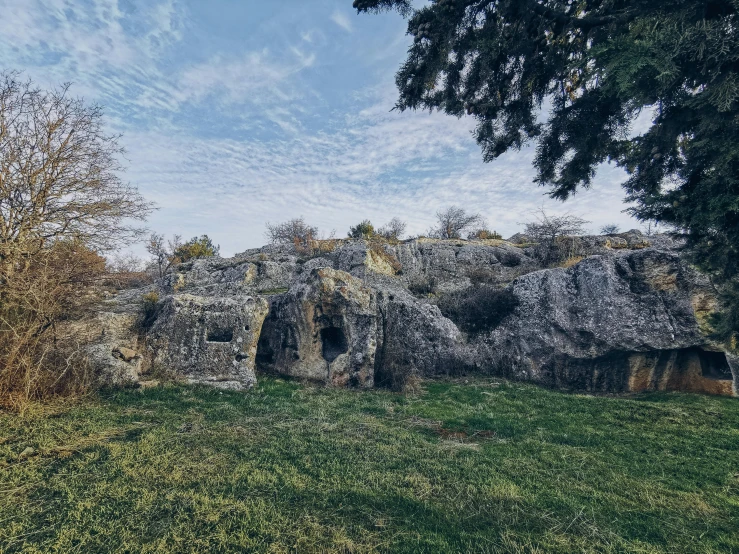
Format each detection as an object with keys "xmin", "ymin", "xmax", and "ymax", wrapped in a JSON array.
[{"xmin": 356, "ymin": 0, "xmax": 739, "ymax": 341}]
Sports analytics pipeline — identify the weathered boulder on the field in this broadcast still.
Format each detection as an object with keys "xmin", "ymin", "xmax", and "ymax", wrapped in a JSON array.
[
  {"xmin": 477, "ymin": 249, "xmax": 737, "ymax": 395},
  {"xmin": 164, "ymin": 252, "xmax": 298, "ymax": 296},
  {"xmin": 84, "ymin": 288, "xmax": 147, "ymax": 385},
  {"xmin": 149, "ymin": 293, "xmax": 269, "ymax": 389},
  {"xmin": 389, "ymin": 238, "xmax": 538, "ymax": 293},
  {"xmin": 257, "ymin": 268, "xmax": 378, "ymax": 386},
  {"xmin": 373, "ymin": 289, "xmax": 464, "ymax": 387}
]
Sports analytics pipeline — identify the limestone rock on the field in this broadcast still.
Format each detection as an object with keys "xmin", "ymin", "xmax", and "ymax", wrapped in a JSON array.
[
  {"xmin": 373, "ymin": 289, "xmax": 464, "ymax": 386},
  {"xmin": 149, "ymin": 293, "xmax": 269, "ymax": 389},
  {"xmin": 479, "ymin": 249, "xmax": 737, "ymax": 395},
  {"xmin": 88, "ymin": 234, "xmax": 736, "ymax": 398},
  {"xmin": 85, "ymin": 289, "xmax": 147, "ymax": 385},
  {"xmin": 257, "ymin": 267, "xmax": 378, "ymax": 387},
  {"xmin": 112, "ymin": 346, "xmax": 139, "ymax": 363}
]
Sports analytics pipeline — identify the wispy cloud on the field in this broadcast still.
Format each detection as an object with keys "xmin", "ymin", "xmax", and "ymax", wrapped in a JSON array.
[
  {"xmin": 0, "ymin": 0, "xmax": 640, "ymax": 257},
  {"xmin": 177, "ymin": 50, "xmax": 315, "ymax": 106},
  {"xmin": 123, "ymin": 84, "xmax": 637, "ymax": 256},
  {"xmin": 330, "ymin": 10, "xmax": 354, "ymax": 33},
  {"xmin": 0, "ymin": 0, "xmax": 183, "ymax": 76}
]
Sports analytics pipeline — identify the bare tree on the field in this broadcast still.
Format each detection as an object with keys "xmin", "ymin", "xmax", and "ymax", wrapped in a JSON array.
[
  {"xmin": 642, "ymin": 221, "xmax": 661, "ymax": 236},
  {"xmin": 431, "ymin": 206, "xmax": 482, "ymax": 239},
  {"xmin": 106, "ymin": 252, "xmax": 151, "ymax": 289},
  {"xmin": 376, "ymin": 217, "xmax": 407, "ymax": 241},
  {"xmin": 147, "ymin": 233, "xmax": 168, "ymax": 280},
  {"xmin": 600, "ymin": 223, "xmax": 621, "ymax": 235},
  {"xmin": 146, "ymin": 233, "xmax": 182, "ymax": 279},
  {"xmin": 265, "ymin": 217, "xmax": 319, "ymax": 247},
  {"xmin": 0, "ymin": 72, "xmax": 151, "ymax": 268},
  {"xmin": 107, "ymin": 252, "xmax": 146, "ymax": 274},
  {"xmin": 523, "ymin": 208, "xmax": 589, "ymax": 265},
  {"xmin": 524, "ymin": 209, "xmax": 589, "ymax": 243}
]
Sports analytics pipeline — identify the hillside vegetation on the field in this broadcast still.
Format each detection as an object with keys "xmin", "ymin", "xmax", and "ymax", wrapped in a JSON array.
[{"xmin": 1, "ymin": 379, "xmax": 738, "ymax": 553}]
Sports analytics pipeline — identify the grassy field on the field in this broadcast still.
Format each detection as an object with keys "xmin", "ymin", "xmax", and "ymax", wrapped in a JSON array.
[{"xmin": 1, "ymin": 378, "xmax": 738, "ymax": 553}]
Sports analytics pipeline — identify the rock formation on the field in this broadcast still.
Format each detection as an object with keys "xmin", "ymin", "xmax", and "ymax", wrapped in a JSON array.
[
  {"xmin": 257, "ymin": 267, "xmax": 378, "ymax": 387},
  {"xmin": 90, "ymin": 231, "xmax": 738, "ymax": 397},
  {"xmin": 148, "ymin": 293, "xmax": 268, "ymax": 389}
]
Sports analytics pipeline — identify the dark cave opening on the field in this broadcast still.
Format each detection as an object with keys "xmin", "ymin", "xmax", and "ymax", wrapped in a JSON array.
[
  {"xmin": 698, "ymin": 349, "xmax": 733, "ymax": 380},
  {"xmin": 321, "ymin": 327, "xmax": 348, "ymax": 364}
]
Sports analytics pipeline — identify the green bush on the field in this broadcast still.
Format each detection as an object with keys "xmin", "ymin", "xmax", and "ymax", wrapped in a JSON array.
[
  {"xmin": 172, "ymin": 235, "xmax": 220, "ymax": 263},
  {"xmin": 348, "ymin": 220, "xmax": 375, "ymax": 239}
]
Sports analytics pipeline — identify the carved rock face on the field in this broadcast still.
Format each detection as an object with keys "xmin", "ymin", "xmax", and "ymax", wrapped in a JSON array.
[
  {"xmin": 149, "ymin": 294, "xmax": 269, "ymax": 389},
  {"xmin": 256, "ymin": 268, "xmax": 378, "ymax": 387}
]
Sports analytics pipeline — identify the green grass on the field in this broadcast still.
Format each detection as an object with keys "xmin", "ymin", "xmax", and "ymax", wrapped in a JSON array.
[{"xmin": 1, "ymin": 378, "xmax": 738, "ymax": 553}]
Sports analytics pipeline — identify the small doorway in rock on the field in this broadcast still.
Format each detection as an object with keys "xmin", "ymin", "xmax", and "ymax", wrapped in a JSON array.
[
  {"xmin": 207, "ymin": 327, "xmax": 233, "ymax": 343},
  {"xmin": 321, "ymin": 327, "xmax": 348, "ymax": 363}
]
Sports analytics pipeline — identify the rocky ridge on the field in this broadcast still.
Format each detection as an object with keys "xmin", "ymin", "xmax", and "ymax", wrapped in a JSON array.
[{"xmin": 91, "ymin": 231, "xmax": 738, "ymax": 397}]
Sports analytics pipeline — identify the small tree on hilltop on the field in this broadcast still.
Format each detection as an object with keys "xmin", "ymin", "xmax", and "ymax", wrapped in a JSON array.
[
  {"xmin": 467, "ymin": 220, "xmax": 502, "ymax": 240},
  {"xmin": 376, "ymin": 217, "xmax": 407, "ymax": 241},
  {"xmin": 265, "ymin": 217, "xmax": 319, "ymax": 248},
  {"xmin": 147, "ymin": 233, "xmax": 182, "ymax": 279},
  {"xmin": 523, "ymin": 209, "xmax": 589, "ymax": 265},
  {"xmin": 432, "ymin": 206, "xmax": 482, "ymax": 239},
  {"xmin": 106, "ymin": 252, "xmax": 151, "ymax": 289},
  {"xmin": 348, "ymin": 220, "xmax": 375, "ymax": 239},
  {"xmin": 172, "ymin": 235, "xmax": 220, "ymax": 263},
  {"xmin": 600, "ymin": 224, "xmax": 621, "ymax": 235}
]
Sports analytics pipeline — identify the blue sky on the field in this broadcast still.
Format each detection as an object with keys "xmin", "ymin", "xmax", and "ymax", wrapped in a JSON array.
[{"xmin": 0, "ymin": 0, "xmax": 642, "ymax": 256}]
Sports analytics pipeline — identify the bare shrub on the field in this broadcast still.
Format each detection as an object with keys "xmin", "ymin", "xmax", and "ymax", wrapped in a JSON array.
[
  {"xmin": 523, "ymin": 208, "xmax": 589, "ymax": 265},
  {"xmin": 147, "ymin": 233, "xmax": 181, "ymax": 280},
  {"xmin": 105, "ymin": 253, "xmax": 152, "ymax": 289},
  {"xmin": 430, "ymin": 206, "xmax": 483, "ymax": 239},
  {"xmin": 108, "ymin": 253, "xmax": 146, "ymax": 274},
  {"xmin": 376, "ymin": 217, "xmax": 407, "ymax": 242},
  {"xmin": 600, "ymin": 223, "xmax": 621, "ymax": 235},
  {"xmin": 0, "ymin": 241, "xmax": 106, "ymax": 410},
  {"xmin": 265, "ymin": 218, "xmax": 339, "ymax": 259},
  {"xmin": 265, "ymin": 217, "xmax": 319, "ymax": 247},
  {"xmin": 642, "ymin": 221, "xmax": 662, "ymax": 236}
]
